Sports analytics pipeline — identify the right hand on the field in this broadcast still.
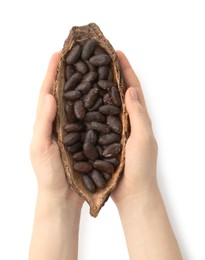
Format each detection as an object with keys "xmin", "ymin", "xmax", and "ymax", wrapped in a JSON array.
[{"xmin": 112, "ymin": 51, "xmax": 158, "ymax": 207}]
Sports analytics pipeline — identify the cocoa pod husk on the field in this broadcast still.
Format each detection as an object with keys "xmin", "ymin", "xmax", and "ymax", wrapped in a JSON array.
[{"xmin": 54, "ymin": 23, "xmax": 129, "ymax": 217}]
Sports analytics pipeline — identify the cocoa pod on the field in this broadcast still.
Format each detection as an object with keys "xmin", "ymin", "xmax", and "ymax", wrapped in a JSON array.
[{"xmin": 54, "ymin": 23, "xmax": 129, "ymax": 217}]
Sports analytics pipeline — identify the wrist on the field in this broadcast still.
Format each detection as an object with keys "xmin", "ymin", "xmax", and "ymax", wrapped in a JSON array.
[
  {"xmin": 37, "ymin": 188, "xmax": 84, "ymax": 214},
  {"xmin": 116, "ymin": 181, "xmax": 162, "ymax": 219}
]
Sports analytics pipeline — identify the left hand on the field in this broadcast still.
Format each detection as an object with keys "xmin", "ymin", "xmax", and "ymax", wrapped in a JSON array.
[{"xmin": 30, "ymin": 53, "xmax": 84, "ymax": 206}]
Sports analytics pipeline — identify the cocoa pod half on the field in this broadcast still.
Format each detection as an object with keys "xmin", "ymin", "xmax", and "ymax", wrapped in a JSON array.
[{"xmin": 54, "ymin": 23, "xmax": 129, "ymax": 217}]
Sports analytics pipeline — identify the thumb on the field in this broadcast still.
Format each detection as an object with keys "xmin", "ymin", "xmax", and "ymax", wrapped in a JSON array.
[
  {"xmin": 32, "ymin": 94, "xmax": 56, "ymax": 152},
  {"xmin": 125, "ymin": 87, "xmax": 150, "ymax": 136}
]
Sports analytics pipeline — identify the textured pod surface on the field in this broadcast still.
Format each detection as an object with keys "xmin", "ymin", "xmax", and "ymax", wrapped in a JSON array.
[{"xmin": 54, "ymin": 23, "xmax": 129, "ymax": 217}]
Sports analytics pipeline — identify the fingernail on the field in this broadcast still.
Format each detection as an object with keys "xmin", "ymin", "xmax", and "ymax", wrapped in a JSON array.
[{"xmin": 130, "ymin": 87, "xmax": 138, "ymax": 100}]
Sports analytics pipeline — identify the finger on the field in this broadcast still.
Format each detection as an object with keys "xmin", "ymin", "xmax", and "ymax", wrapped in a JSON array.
[
  {"xmin": 32, "ymin": 94, "xmax": 57, "ymax": 152},
  {"xmin": 36, "ymin": 52, "xmax": 60, "ymax": 119},
  {"xmin": 116, "ymin": 50, "xmax": 147, "ymax": 110},
  {"xmin": 125, "ymin": 87, "xmax": 151, "ymax": 136}
]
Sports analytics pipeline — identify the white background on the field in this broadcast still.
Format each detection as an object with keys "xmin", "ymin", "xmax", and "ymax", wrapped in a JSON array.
[{"xmin": 0, "ymin": 0, "xmax": 205, "ymax": 259}]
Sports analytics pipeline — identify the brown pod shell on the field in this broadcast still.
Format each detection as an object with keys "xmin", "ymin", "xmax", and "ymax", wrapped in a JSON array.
[{"xmin": 54, "ymin": 23, "xmax": 129, "ymax": 217}]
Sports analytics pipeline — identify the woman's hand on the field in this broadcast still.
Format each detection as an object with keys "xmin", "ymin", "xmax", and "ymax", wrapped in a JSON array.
[
  {"xmin": 30, "ymin": 52, "xmax": 83, "ymax": 205},
  {"xmin": 112, "ymin": 51, "xmax": 158, "ymax": 207},
  {"xmin": 29, "ymin": 53, "xmax": 83, "ymax": 260}
]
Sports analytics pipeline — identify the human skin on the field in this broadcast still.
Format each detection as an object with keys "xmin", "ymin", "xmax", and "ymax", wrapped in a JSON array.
[
  {"xmin": 112, "ymin": 51, "xmax": 182, "ymax": 260},
  {"xmin": 29, "ymin": 53, "xmax": 84, "ymax": 260},
  {"xmin": 29, "ymin": 51, "xmax": 182, "ymax": 260}
]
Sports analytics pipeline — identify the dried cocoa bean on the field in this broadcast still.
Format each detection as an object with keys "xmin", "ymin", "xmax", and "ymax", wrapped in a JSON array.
[
  {"xmin": 102, "ymin": 143, "xmax": 122, "ymax": 158},
  {"xmin": 82, "ymin": 175, "xmax": 96, "ymax": 193},
  {"xmin": 67, "ymin": 141, "xmax": 82, "ymax": 153},
  {"xmin": 90, "ymin": 121, "xmax": 110, "ymax": 134},
  {"xmin": 64, "ymin": 90, "xmax": 81, "ymax": 101},
  {"xmin": 73, "ymin": 151, "xmax": 86, "ymax": 161},
  {"xmin": 82, "ymin": 71, "xmax": 97, "ymax": 83},
  {"xmin": 89, "ymin": 54, "xmax": 111, "ymax": 66},
  {"xmin": 90, "ymin": 170, "xmax": 106, "ymax": 189},
  {"xmin": 107, "ymin": 115, "xmax": 122, "ymax": 133},
  {"xmin": 111, "ymin": 86, "xmax": 122, "ymax": 107},
  {"xmin": 98, "ymin": 80, "xmax": 114, "ymax": 90},
  {"xmin": 98, "ymin": 133, "xmax": 120, "ymax": 145},
  {"xmin": 66, "ymin": 44, "xmax": 81, "ymax": 64},
  {"xmin": 85, "ymin": 129, "xmax": 98, "ymax": 144},
  {"xmin": 94, "ymin": 46, "xmax": 107, "ymax": 55},
  {"xmin": 107, "ymin": 69, "xmax": 113, "ymax": 82},
  {"xmin": 62, "ymin": 132, "xmax": 81, "ymax": 145},
  {"xmin": 65, "ymin": 102, "xmax": 77, "ymax": 123},
  {"xmin": 88, "ymin": 97, "xmax": 103, "ymax": 111},
  {"xmin": 99, "ymin": 104, "xmax": 120, "ymax": 115},
  {"xmin": 85, "ymin": 111, "xmax": 105, "ymax": 123},
  {"xmin": 84, "ymin": 88, "xmax": 99, "ymax": 108},
  {"xmin": 74, "ymin": 61, "xmax": 88, "ymax": 75},
  {"xmin": 64, "ymin": 72, "xmax": 82, "ymax": 91},
  {"xmin": 98, "ymin": 66, "xmax": 109, "ymax": 80},
  {"xmin": 84, "ymin": 60, "xmax": 96, "ymax": 71},
  {"xmin": 73, "ymin": 162, "xmax": 93, "ymax": 173},
  {"xmin": 75, "ymin": 82, "xmax": 92, "ymax": 94},
  {"xmin": 81, "ymin": 39, "xmax": 96, "ymax": 60},
  {"xmin": 64, "ymin": 123, "xmax": 84, "ymax": 132},
  {"xmin": 96, "ymin": 145, "xmax": 103, "ymax": 157},
  {"xmin": 83, "ymin": 143, "xmax": 99, "ymax": 160},
  {"xmin": 103, "ymin": 172, "xmax": 112, "ymax": 181},
  {"xmin": 103, "ymin": 93, "xmax": 113, "ymax": 105},
  {"xmin": 104, "ymin": 158, "xmax": 120, "ymax": 168},
  {"xmin": 93, "ymin": 160, "xmax": 114, "ymax": 174},
  {"xmin": 65, "ymin": 65, "xmax": 75, "ymax": 80},
  {"xmin": 74, "ymin": 100, "xmax": 85, "ymax": 119}
]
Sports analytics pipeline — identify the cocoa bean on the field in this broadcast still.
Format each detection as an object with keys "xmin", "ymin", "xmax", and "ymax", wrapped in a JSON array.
[
  {"xmin": 102, "ymin": 143, "xmax": 122, "ymax": 158},
  {"xmin": 75, "ymin": 82, "xmax": 92, "ymax": 94},
  {"xmin": 88, "ymin": 97, "xmax": 103, "ymax": 111},
  {"xmin": 65, "ymin": 65, "xmax": 75, "ymax": 80},
  {"xmin": 107, "ymin": 115, "xmax": 122, "ymax": 133},
  {"xmin": 98, "ymin": 80, "xmax": 114, "ymax": 90},
  {"xmin": 74, "ymin": 100, "xmax": 85, "ymax": 119},
  {"xmin": 85, "ymin": 129, "xmax": 98, "ymax": 144},
  {"xmin": 81, "ymin": 39, "xmax": 96, "ymax": 60},
  {"xmin": 64, "ymin": 123, "xmax": 84, "ymax": 132},
  {"xmin": 98, "ymin": 66, "xmax": 109, "ymax": 80},
  {"xmin": 82, "ymin": 71, "xmax": 97, "ymax": 83},
  {"xmin": 62, "ymin": 132, "xmax": 81, "ymax": 145},
  {"xmin": 74, "ymin": 61, "xmax": 88, "ymax": 75},
  {"xmin": 64, "ymin": 72, "xmax": 82, "ymax": 91},
  {"xmin": 98, "ymin": 133, "xmax": 120, "ymax": 145},
  {"xmin": 67, "ymin": 142, "xmax": 82, "ymax": 153},
  {"xmin": 102, "ymin": 172, "xmax": 111, "ymax": 181},
  {"xmin": 111, "ymin": 86, "xmax": 121, "ymax": 107},
  {"xmin": 73, "ymin": 162, "xmax": 93, "ymax": 173},
  {"xmin": 90, "ymin": 122, "xmax": 110, "ymax": 134},
  {"xmin": 99, "ymin": 104, "xmax": 120, "ymax": 115},
  {"xmin": 83, "ymin": 143, "xmax": 99, "ymax": 161},
  {"xmin": 90, "ymin": 170, "xmax": 106, "ymax": 189},
  {"xmin": 64, "ymin": 90, "xmax": 81, "ymax": 101},
  {"xmin": 66, "ymin": 44, "xmax": 81, "ymax": 64},
  {"xmin": 73, "ymin": 151, "xmax": 86, "ymax": 161},
  {"xmin": 65, "ymin": 102, "xmax": 77, "ymax": 123},
  {"xmin": 94, "ymin": 46, "xmax": 107, "ymax": 55},
  {"xmin": 89, "ymin": 54, "xmax": 111, "ymax": 66},
  {"xmin": 85, "ymin": 111, "xmax": 105, "ymax": 123},
  {"xmin": 82, "ymin": 175, "xmax": 96, "ymax": 193},
  {"xmin": 104, "ymin": 158, "xmax": 120, "ymax": 168},
  {"xmin": 84, "ymin": 87, "xmax": 99, "ymax": 108},
  {"xmin": 93, "ymin": 160, "xmax": 114, "ymax": 174}
]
